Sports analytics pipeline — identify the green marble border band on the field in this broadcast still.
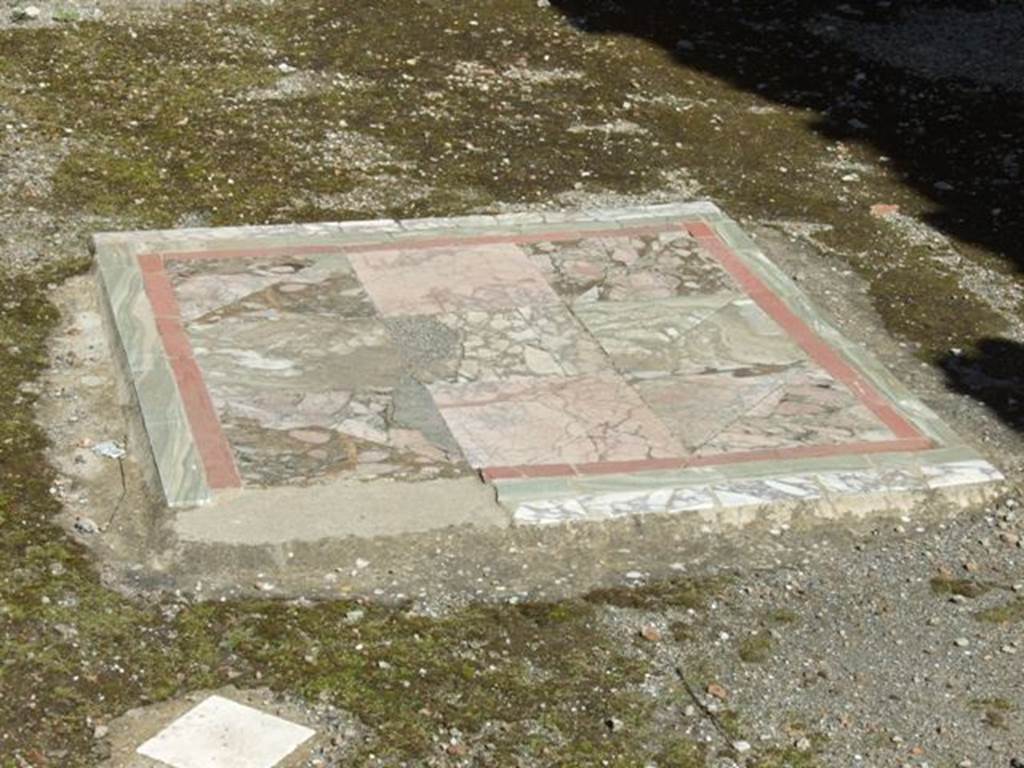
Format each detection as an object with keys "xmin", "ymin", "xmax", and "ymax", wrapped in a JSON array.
[{"xmin": 93, "ymin": 243, "xmax": 212, "ymax": 507}]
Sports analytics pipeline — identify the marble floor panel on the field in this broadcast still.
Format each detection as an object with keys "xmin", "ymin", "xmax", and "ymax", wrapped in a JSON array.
[
  {"xmin": 634, "ymin": 364, "xmax": 895, "ymax": 456},
  {"xmin": 177, "ymin": 260, "xmax": 470, "ymax": 487},
  {"xmin": 166, "ymin": 254, "xmax": 376, "ymax": 322},
  {"xmin": 136, "ymin": 695, "xmax": 315, "ymax": 768},
  {"xmin": 94, "ymin": 202, "xmax": 1002, "ymax": 526}
]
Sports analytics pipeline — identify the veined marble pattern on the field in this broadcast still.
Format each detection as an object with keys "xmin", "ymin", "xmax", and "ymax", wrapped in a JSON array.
[
  {"xmin": 189, "ymin": 314, "xmax": 405, "ymax": 390},
  {"xmin": 176, "ymin": 258, "xmax": 470, "ymax": 487},
  {"xmin": 922, "ymin": 459, "xmax": 1005, "ymax": 489},
  {"xmin": 711, "ymin": 476, "xmax": 822, "ymax": 507},
  {"xmin": 694, "ymin": 367, "xmax": 895, "ymax": 455},
  {"xmin": 573, "ymin": 293, "xmax": 803, "ymax": 376},
  {"xmin": 817, "ymin": 467, "xmax": 923, "ymax": 495},
  {"xmin": 525, "ymin": 230, "xmax": 735, "ymax": 303},
  {"xmin": 429, "ymin": 374, "xmax": 684, "ymax": 468},
  {"xmin": 674, "ymin": 298, "xmax": 807, "ymax": 375},
  {"xmin": 166, "ymin": 255, "xmax": 375, "ymax": 322},
  {"xmin": 636, "ymin": 364, "xmax": 895, "ymax": 455}
]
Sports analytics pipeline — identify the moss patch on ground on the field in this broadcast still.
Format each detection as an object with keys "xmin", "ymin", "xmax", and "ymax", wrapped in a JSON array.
[
  {"xmin": 0, "ymin": 265, "xmax": 724, "ymax": 763},
  {"xmin": 0, "ymin": 0, "xmax": 684, "ymax": 229},
  {"xmin": 751, "ymin": 746, "xmax": 821, "ymax": 768},
  {"xmin": 737, "ymin": 633, "xmax": 774, "ymax": 664},
  {"xmin": 929, "ymin": 575, "xmax": 994, "ymax": 600},
  {"xmin": 1, "ymin": 0, "xmax": 1021, "ymax": 764},
  {"xmin": 969, "ymin": 697, "xmax": 1017, "ymax": 731},
  {"xmin": 586, "ymin": 576, "xmax": 729, "ymax": 611},
  {"xmin": 974, "ymin": 597, "xmax": 1024, "ymax": 624},
  {"xmin": 1, "ymin": 0, "xmax": 1017, "ymax": 366}
]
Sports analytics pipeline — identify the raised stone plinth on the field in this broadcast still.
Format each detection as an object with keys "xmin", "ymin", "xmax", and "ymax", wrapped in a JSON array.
[{"xmin": 93, "ymin": 202, "xmax": 1002, "ymax": 540}]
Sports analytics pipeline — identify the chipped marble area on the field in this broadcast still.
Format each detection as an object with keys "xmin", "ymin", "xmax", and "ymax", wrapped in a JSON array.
[{"xmin": 387, "ymin": 303, "xmax": 608, "ymax": 383}]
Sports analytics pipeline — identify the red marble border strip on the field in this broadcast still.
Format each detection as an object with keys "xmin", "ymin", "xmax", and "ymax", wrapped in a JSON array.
[
  {"xmin": 480, "ymin": 437, "xmax": 933, "ymax": 481},
  {"xmin": 685, "ymin": 222, "xmax": 926, "ymax": 443},
  {"xmin": 683, "ymin": 437, "xmax": 933, "ymax": 467},
  {"xmin": 140, "ymin": 257, "xmax": 242, "ymax": 490},
  {"xmin": 340, "ymin": 224, "xmax": 676, "ymax": 254},
  {"xmin": 155, "ymin": 244, "xmax": 346, "ymax": 262}
]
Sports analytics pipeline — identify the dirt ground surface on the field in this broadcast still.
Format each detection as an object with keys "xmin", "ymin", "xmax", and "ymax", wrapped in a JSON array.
[{"xmin": 2, "ymin": 1, "xmax": 1023, "ymax": 766}]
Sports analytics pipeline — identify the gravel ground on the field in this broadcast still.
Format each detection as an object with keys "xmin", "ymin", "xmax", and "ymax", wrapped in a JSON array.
[{"xmin": 1, "ymin": 1, "xmax": 1023, "ymax": 766}]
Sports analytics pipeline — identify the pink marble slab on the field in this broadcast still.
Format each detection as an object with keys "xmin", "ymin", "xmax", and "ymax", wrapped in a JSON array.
[
  {"xmin": 429, "ymin": 374, "xmax": 684, "ymax": 468},
  {"xmin": 349, "ymin": 242, "xmax": 560, "ymax": 316}
]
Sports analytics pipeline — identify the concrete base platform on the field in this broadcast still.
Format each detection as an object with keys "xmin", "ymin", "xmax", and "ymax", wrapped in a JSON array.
[{"xmin": 93, "ymin": 202, "xmax": 1002, "ymax": 542}]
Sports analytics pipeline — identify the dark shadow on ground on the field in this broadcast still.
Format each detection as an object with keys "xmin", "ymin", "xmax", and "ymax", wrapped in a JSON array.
[
  {"xmin": 550, "ymin": 0, "xmax": 1023, "ymax": 430},
  {"xmin": 941, "ymin": 338, "xmax": 1024, "ymax": 432},
  {"xmin": 549, "ymin": 0, "xmax": 1022, "ymax": 267}
]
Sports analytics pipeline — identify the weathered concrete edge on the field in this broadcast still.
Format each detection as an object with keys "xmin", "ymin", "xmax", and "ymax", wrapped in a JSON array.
[{"xmin": 172, "ymin": 475, "xmax": 508, "ymax": 546}]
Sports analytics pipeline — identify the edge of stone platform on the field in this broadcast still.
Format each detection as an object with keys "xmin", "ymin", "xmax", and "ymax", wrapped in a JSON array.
[{"xmin": 88, "ymin": 200, "xmax": 1005, "ymax": 528}]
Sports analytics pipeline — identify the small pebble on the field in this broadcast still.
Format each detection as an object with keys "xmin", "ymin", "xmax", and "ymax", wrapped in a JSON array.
[
  {"xmin": 605, "ymin": 716, "xmax": 624, "ymax": 733},
  {"xmin": 639, "ymin": 624, "xmax": 662, "ymax": 642},
  {"xmin": 73, "ymin": 517, "xmax": 99, "ymax": 535},
  {"xmin": 13, "ymin": 5, "xmax": 41, "ymax": 20},
  {"xmin": 707, "ymin": 682, "xmax": 728, "ymax": 700}
]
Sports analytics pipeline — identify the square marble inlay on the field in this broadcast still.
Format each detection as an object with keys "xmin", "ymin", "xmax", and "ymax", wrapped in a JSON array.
[{"xmin": 136, "ymin": 695, "xmax": 315, "ymax": 768}]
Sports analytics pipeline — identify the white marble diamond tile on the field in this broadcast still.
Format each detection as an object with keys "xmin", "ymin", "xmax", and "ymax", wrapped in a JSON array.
[{"xmin": 136, "ymin": 695, "xmax": 315, "ymax": 768}]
